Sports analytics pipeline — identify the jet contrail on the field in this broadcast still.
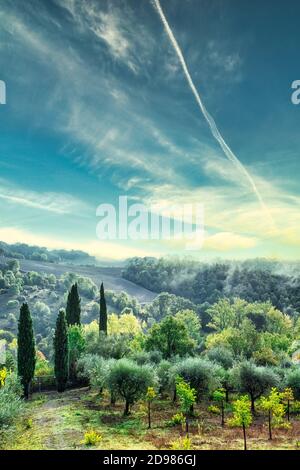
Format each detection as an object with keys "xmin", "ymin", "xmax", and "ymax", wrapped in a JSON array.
[{"xmin": 152, "ymin": 0, "xmax": 274, "ymax": 226}]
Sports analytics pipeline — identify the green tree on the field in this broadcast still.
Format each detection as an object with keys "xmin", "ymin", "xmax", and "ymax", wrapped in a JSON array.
[
  {"xmin": 174, "ymin": 358, "xmax": 219, "ymax": 403},
  {"xmin": 99, "ymin": 282, "xmax": 107, "ymax": 335},
  {"xmin": 212, "ymin": 388, "xmax": 226, "ymax": 426},
  {"xmin": 54, "ymin": 310, "xmax": 69, "ymax": 392},
  {"xmin": 280, "ymin": 387, "xmax": 294, "ymax": 421},
  {"xmin": 234, "ymin": 361, "xmax": 279, "ymax": 413},
  {"xmin": 17, "ymin": 303, "xmax": 36, "ymax": 398},
  {"xmin": 66, "ymin": 283, "xmax": 81, "ymax": 325},
  {"xmin": 146, "ymin": 386, "xmax": 157, "ymax": 429},
  {"xmin": 107, "ymin": 359, "xmax": 153, "ymax": 415},
  {"xmin": 68, "ymin": 325, "xmax": 85, "ymax": 383},
  {"xmin": 145, "ymin": 316, "xmax": 195, "ymax": 359},
  {"xmin": 176, "ymin": 376, "xmax": 196, "ymax": 435},
  {"xmin": 259, "ymin": 388, "xmax": 285, "ymax": 440},
  {"xmin": 228, "ymin": 395, "xmax": 252, "ymax": 450}
]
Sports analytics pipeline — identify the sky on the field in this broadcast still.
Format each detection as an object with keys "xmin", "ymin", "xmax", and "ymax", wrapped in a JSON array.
[{"xmin": 0, "ymin": 0, "xmax": 300, "ymax": 262}]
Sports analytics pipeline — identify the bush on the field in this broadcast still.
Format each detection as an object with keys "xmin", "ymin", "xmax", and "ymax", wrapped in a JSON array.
[
  {"xmin": 0, "ymin": 373, "xmax": 23, "ymax": 427},
  {"xmin": 82, "ymin": 430, "xmax": 102, "ymax": 446}
]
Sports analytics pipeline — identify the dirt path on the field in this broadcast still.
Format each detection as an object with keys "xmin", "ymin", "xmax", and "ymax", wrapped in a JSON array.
[{"xmin": 3, "ymin": 388, "xmax": 90, "ymax": 450}]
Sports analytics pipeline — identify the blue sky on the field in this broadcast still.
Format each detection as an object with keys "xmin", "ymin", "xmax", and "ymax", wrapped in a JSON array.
[{"xmin": 0, "ymin": 0, "xmax": 300, "ymax": 261}]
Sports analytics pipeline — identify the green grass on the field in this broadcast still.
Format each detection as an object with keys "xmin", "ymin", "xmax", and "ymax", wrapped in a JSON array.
[{"xmin": 0, "ymin": 387, "xmax": 299, "ymax": 450}]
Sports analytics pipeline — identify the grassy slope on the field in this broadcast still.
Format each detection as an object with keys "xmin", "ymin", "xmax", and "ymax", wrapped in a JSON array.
[{"xmin": 1, "ymin": 388, "xmax": 300, "ymax": 450}]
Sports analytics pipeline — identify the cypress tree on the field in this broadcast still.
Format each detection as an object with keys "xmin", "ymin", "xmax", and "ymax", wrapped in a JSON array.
[
  {"xmin": 99, "ymin": 282, "xmax": 107, "ymax": 335},
  {"xmin": 54, "ymin": 310, "xmax": 69, "ymax": 392},
  {"xmin": 17, "ymin": 303, "xmax": 36, "ymax": 399},
  {"xmin": 66, "ymin": 283, "xmax": 81, "ymax": 325}
]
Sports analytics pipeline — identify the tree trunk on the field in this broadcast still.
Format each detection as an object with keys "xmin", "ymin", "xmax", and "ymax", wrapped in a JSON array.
[
  {"xmin": 124, "ymin": 400, "xmax": 130, "ymax": 416},
  {"xmin": 148, "ymin": 401, "xmax": 151, "ymax": 429},
  {"xmin": 185, "ymin": 415, "xmax": 189, "ymax": 436},
  {"xmin": 173, "ymin": 387, "xmax": 177, "ymax": 403},
  {"xmin": 243, "ymin": 423, "xmax": 247, "ymax": 451},
  {"xmin": 24, "ymin": 381, "xmax": 29, "ymax": 400},
  {"xmin": 268, "ymin": 410, "xmax": 272, "ymax": 440},
  {"xmin": 221, "ymin": 401, "xmax": 224, "ymax": 427},
  {"xmin": 250, "ymin": 395, "xmax": 255, "ymax": 414},
  {"xmin": 110, "ymin": 392, "xmax": 116, "ymax": 406}
]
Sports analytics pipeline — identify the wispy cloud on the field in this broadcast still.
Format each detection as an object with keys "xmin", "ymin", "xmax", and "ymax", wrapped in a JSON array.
[{"xmin": 0, "ymin": 180, "xmax": 89, "ymax": 215}]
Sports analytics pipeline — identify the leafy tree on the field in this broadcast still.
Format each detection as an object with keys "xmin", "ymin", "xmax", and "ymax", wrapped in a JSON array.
[
  {"xmin": 107, "ymin": 359, "xmax": 153, "ymax": 415},
  {"xmin": 17, "ymin": 303, "xmax": 36, "ymax": 398},
  {"xmin": 212, "ymin": 388, "xmax": 226, "ymax": 426},
  {"xmin": 66, "ymin": 283, "xmax": 81, "ymax": 325},
  {"xmin": 175, "ymin": 310, "xmax": 201, "ymax": 342},
  {"xmin": 54, "ymin": 310, "xmax": 69, "ymax": 392},
  {"xmin": 68, "ymin": 325, "xmax": 85, "ymax": 383},
  {"xmin": 259, "ymin": 388, "xmax": 286, "ymax": 440},
  {"xmin": 286, "ymin": 368, "xmax": 300, "ymax": 400},
  {"xmin": 108, "ymin": 312, "xmax": 141, "ymax": 336},
  {"xmin": 145, "ymin": 316, "xmax": 195, "ymax": 359},
  {"xmin": 99, "ymin": 282, "xmax": 107, "ymax": 335},
  {"xmin": 174, "ymin": 358, "xmax": 219, "ymax": 403},
  {"xmin": 207, "ymin": 346, "xmax": 234, "ymax": 369},
  {"xmin": 207, "ymin": 298, "xmax": 236, "ymax": 331},
  {"xmin": 228, "ymin": 395, "xmax": 252, "ymax": 450},
  {"xmin": 176, "ymin": 376, "xmax": 196, "ymax": 435},
  {"xmin": 146, "ymin": 386, "xmax": 157, "ymax": 429},
  {"xmin": 280, "ymin": 387, "xmax": 294, "ymax": 421},
  {"xmin": 233, "ymin": 361, "xmax": 280, "ymax": 412}
]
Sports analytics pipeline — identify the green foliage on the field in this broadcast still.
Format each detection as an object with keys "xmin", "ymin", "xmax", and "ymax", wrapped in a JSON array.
[
  {"xmin": 259, "ymin": 388, "xmax": 287, "ymax": 438},
  {"xmin": 207, "ymin": 346, "xmax": 234, "ymax": 369},
  {"xmin": 228, "ymin": 395, "xmax": 252, "ymax": 428},
  {"xmin": 66, "ymin": 283, "xmax": 81, "ymax": 326},
  {"xmin": 82, "ymin": 430, "xmax": 102, "ymax": 446},
  {"xmin": 168, "ymin": 412, "xmax": 185, "ymax": 426},
  {"xmin": 170, "ymin": 435, "xmax": 192, "ymax": 450},
  {"xmin": 286, "ymin": 368, "xmax": 300, "ymax": 400},
  {"xmin": 176, "ymin": 376, "xmax": 196, "ymax": 415},
  {"xmin": 173, "ymin": 358, "xmax": 220, "ymax": 401},
  {"xmin": 233, "ymin": 361, "xmax": 280, "ymax": 412},
  {"xmin": 54, "ymin": 310, "xmax": 69, "ymax": 392},
  {"xmin": 145, "ymin": 316, "xmax": 195, "ymax": 359},
  {"xmin": 0, "ymin": 372, "xmax": 23, "ymax": 427},
  {"xmin": 68, "ymin": 325, "xmax": 85, "ymax": 382},
  {"xmin": 99, "ymin": 283, "xmax": 107, "ymax": 335},
  {"xmin": 17, "ymin": 303, "xmax": 36, "ymax": 398},
  {"xmin": 107, "ymin": 359, "xmax": 154, "ymax": 415}
]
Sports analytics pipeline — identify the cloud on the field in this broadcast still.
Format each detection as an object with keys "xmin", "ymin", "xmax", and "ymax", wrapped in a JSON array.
[
  {"xmin": 0, "ymin": 227, "xmax": 160, "ymax": 260},
  {"xmin": 204, "ymin": 232, "xmax": 258, "ymax": 251},
  {"xmin": 0, "ymin": 180, "xmax": 89, "ymax": 215}
]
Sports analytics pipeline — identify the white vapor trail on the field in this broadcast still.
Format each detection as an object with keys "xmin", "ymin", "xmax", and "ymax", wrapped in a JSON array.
[{"xmin": 152, "ymin": 0, "xmax": 274, "ymax": 226}]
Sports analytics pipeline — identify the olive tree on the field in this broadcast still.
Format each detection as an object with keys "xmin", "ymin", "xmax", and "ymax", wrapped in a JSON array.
[
  {"xmin": 233, "ymin": 361, "xmax": 280, "ymax": 413},
  {"xmin": 107, "ymin": 359, "xmax": 154, "ymax": 415}
]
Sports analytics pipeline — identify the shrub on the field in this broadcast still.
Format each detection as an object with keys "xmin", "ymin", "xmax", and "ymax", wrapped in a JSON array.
[
  {"xmin": 82, "ymin": 430, "xmax": 102, "ymax": 446},
  {"xmin": 170, "ymin": 435, "xmax": 192, "ymax": 450},
  {"xmin": 167, "ymin": 412, "xmax": 185, "ymax": 426},
  {"xmin": 0, "ymin": 372, "xmax": 23, "ymax": 427}
]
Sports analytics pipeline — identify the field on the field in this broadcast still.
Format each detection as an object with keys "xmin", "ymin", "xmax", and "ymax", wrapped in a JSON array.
[{"xmin": 1, "ymin": 387, "xmax": 299, "ymax": 451}]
